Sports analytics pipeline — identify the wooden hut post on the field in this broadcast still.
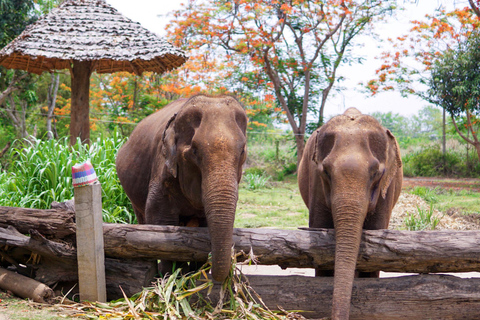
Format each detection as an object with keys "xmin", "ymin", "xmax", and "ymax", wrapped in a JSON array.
[
  {"xmin": 74, "ymin": 182, "xmax": 106, "ymax": 302},
  {"xmin": 70, "ymin": 60, "xmax": 93, "ymax": 145}
]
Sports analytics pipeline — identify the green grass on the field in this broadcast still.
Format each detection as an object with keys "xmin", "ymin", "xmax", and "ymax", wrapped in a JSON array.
[
  {"xmin": 235, "ymin": 176, "xmax": 308, "ymax": 229},
  {"xmin": 409, "ymin": 186, "xmax": 480, "ymax": 215},
  {"xmin": 404, "ymin": 205, "xmax": 441, "ymax": 231}
]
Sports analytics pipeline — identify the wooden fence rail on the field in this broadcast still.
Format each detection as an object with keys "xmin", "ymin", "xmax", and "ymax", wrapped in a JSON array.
[{"xmin": 1, "ymin": 205, "xmax": 480, "ymax": 319}]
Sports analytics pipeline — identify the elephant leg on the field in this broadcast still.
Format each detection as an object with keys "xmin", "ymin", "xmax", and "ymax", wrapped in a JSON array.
[{"xmin": 309, "ymin": 202, "xmax": 335, "ymax": 277}]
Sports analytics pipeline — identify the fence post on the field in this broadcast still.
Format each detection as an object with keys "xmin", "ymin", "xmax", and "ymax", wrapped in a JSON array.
[{"xmin": 74, "ymin": 183, "xmax": 106, "ymax": 302}]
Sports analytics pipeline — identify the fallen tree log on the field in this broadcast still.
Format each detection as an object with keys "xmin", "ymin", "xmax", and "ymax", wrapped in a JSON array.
[
  {"xmin": 102, "ymin": 224, "xmax": 480, "ymax": 273},
  {"xmin": 1, "ymin": 211, "xmax": 480, "ymax": 273},
  {"xmin": 0, "ymin": 226, "xmax": 156, "ymax": 300},
  {"xmin": 0, "ymin": 266, "xmax": 54, "ymax": 303},
  {"xmin": 202, "ymin": 274, "xmax": 480, "ymax": 319},
  {"xmin": 0, "ymin": 206, "xmax": 75, "ymax": 238}
]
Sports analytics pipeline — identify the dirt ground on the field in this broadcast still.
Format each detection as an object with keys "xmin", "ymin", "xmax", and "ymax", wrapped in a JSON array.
[{"xmin": 402, "ymin": 176, "xmax": 480, "ymax": 191}]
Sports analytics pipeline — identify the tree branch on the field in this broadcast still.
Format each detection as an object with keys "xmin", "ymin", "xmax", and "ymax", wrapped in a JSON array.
[{"xmin": 451, "ymin": 114, "xmax": 475, "ymax": 145}]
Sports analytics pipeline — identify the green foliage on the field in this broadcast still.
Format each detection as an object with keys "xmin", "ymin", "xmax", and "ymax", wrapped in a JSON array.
[
  {"xmin": 370, "ymin": 106, "xmax": 445, "ymax": 149},
  {"xmin": 429, "ymin": 32, "xmax": 480, "ymax": 118},
  {"xmin": 409, "ymin": 186, "xmax": 439, "ymax": 204},
  {"xmin": 246, "ymin": 132, "xmax": 297, "ymax": 181},
  {"xmin": 404, "ymin": 205, "xmax": 441, "ymax": 231},
  {"xmin": 402, "ymin": 145, "xmax": 480, "ymax": 178},
  {"xmin": 242, "ymin": 172, "xmax": 270, "ymax": 191},
  {"xmin": 0, "ymin": 134, "xmax": 134, "ymax": 223}
]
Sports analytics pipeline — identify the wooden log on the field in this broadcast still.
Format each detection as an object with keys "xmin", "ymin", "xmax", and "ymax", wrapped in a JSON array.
[
  {"xmin": 102, "ymin": 225, "xmax": 480, "ymax": 273},
  {"xmin": 201, "ymin": 274, "xmax": 480, "ymax": 319},
  {"xmin": 1, "ymin": 210, "xmax": 480, "ymax": 273},
  {"xmin": 0, "ymin": 226, "xmax": 156, "ymax": 300},
  {"xmin": 0, "ymin": 206, "xmax": 75, "ymax": 238},
  {"xmin": 0, "ymin": 266, "xmax": 54, "ymax": 303}
]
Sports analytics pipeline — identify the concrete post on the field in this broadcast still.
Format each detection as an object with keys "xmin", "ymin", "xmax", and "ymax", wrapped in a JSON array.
[{"xmin": 74, "ymin": 183, "xmax": 106, "ymax": 302}]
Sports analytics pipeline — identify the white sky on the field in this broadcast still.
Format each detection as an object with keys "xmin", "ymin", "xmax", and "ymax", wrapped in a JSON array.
[{"xmin": 106, "ymin": 0, "xmax": 465, "ymax": 119}]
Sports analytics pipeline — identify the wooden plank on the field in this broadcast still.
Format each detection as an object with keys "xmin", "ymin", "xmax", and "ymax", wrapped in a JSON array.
[
  {"xmin": 74, "ymin": 183, "xmax": 106, "ymax": 302},
  {"xmin": 202, "ymin": 274, "xmax": 480, "ymax": 319}
]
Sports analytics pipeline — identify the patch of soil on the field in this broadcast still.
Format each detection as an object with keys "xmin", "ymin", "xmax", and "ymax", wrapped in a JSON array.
[
  {"xmin": 402, "ymin": 177, "xmax": 480, "ymax": 192},
  {"xmin": 395, "ymin": 177, "xmax": 480, "ymax": 230},
  {"xmin": 389, "ymin": 193, "xmax": 479, "ymax": 230}
]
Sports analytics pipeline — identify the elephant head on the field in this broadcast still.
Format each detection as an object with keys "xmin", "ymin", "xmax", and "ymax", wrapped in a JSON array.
[
  {"xmin": 160, "ymin": 95, "xmax": 247, "ymax": 281},
  {"xmin": 298, "ymin": 107, "xmax": 402, "ymax": 320}
]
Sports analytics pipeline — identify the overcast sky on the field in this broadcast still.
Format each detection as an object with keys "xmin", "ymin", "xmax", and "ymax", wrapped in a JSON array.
[{"xmin": 106, "ymin": 0, "xmax": 463, "ymax": 119}]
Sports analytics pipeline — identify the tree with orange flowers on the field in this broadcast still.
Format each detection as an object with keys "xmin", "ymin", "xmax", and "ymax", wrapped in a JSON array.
[
  {"xmin": 367, "ymin": 3, "xmax": 480, "ymax": 161},
  {"xmin": 168, "ymin": 0, "xmax": 396, "ymax": 162}
]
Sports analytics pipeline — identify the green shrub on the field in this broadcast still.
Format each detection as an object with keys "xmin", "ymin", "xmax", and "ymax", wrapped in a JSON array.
[
  {"xmin": 404, "ymin": 205, "xmax": 441, "ymax": 231},
  {"xmin": 243, "ymin": 167, "xmax": 266, "ymax": 176},
  {"xmin": 0, "ymin": 133, "xmax": 135, "ymax": 223},
  {"xmin": 402, "ymin": 145, "xmax": 480, "ymax": 178},
  {"xmin": 242, "ymin": 172, "xmax": 270, "ymax": 190}
]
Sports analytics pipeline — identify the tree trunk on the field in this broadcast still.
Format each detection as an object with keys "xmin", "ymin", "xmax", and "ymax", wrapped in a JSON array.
[
  {"xmin": 202, "ymin": 274, "xmax": 480, "ymax": 319},
  {"xmin": 70, "ymin": 61, "xmax": 92, "ymax": 145},
  {"xmin": 295, "ymin": 133, "xmax": 305, "ymax": 167},
  {"xmin": 46, "ymin": 73, "xmax": 60, "ymax": 140}
]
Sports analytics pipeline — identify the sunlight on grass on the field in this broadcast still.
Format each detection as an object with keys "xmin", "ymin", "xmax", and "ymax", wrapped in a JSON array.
[
  {"xmin": 235, "ymin": 177, "xmax": 308, "ymax": 229},
  {"xmin": 410, "ymin": 186, "xmax": 480, "ymax": 215}
]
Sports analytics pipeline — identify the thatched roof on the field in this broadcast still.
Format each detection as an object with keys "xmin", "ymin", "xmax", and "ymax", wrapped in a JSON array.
[{"xmin": 0, "ymin": 0, "xmax": 187, "ymax": 75}]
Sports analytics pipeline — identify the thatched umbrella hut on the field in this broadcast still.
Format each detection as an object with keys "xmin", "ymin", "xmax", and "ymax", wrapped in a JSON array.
[{"xmin": 0, "ymin": 0, "xmax": 187, "ymax": 144}]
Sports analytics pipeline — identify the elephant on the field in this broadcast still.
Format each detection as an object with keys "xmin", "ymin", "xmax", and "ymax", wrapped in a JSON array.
[
  {"xmin": 115, "ymin": 94, "xmax": 247, "ymax": 282},
  {"xmin": 297, "ymin": 107, "xmax": 403, "ymax": 320}
]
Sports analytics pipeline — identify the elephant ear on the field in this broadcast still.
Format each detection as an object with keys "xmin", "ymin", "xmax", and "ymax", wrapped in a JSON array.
[
  {"xmin": 380, "ymin": 129, "xmax": 402, "ymax": 199},
  {"xmin": 162, "ymin": 113, "xmax": 178, "ymax": 178}
]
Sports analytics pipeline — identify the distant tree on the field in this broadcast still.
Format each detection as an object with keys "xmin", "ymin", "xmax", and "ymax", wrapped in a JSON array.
[
  {"xmin": 168, "ymin": 0, "xmax": 396, "ymax": 162},
  {"xmin": 0, "ymin": 0, "xmax": 38, "ymax": 142},
  {"xmin": 429, "ymin": 32, "xmax": 480, "ymax": 160},
  {"xmin": 366, "ymin": 4, "xmax": 480, "ymax": 159}
]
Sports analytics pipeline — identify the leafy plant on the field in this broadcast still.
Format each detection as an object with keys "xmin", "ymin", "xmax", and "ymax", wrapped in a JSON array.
[
  {"xmin": 404, "ymin": 205, "xmax": 441, "ymax": 231},
  {"xmin": 0, "ymin": 133, "xmax": 134, "ymax": 223},
  {"xmin": 243, "ymin": 172, "xmax": 270, "ymax": 191}
]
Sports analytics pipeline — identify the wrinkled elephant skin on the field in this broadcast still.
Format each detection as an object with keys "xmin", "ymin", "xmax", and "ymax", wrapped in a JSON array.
[
  {"xmin": 116, "ymin": 94, "xmax": 247, "ymax": 282},
  {"xmin": 298, "ymin": 107, "xmax": 403, "ymax": 320}
]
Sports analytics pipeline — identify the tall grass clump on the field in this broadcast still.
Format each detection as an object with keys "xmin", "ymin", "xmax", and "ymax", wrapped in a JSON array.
[
  {"xmin": 0, "ymin": 133, "xmax": 134, "ymax": 223},
  {"xmin": 404, "ymin": 205, "xmax": 441, "ymax": 231}
]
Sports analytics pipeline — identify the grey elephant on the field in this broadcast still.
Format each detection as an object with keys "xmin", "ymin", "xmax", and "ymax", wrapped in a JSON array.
[
  {"xmin": 116, "ymin": 94, "xmax": 247, "ymax": 282},
  {"xmin": 297, "ymin": 107, "xmax": 403, "ymax": 320}
]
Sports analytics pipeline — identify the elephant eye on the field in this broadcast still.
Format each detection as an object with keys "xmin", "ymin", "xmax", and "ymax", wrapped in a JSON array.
[{"xmin": 323, "ymin": 168, "xmax": 331, "ymax": 180}]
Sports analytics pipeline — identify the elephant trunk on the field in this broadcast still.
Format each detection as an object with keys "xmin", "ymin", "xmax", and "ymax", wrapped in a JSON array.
[
  {"xmin": 331, "ymin": 196, "xmax": 367, "ymax": 320},
  {"xmin": 202, "ymin": 170, "xmax": 239, "ymax": 282}
]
